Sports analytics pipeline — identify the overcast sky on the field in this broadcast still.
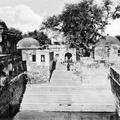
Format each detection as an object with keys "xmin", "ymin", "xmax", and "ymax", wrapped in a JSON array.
[{"xmin": 0, "ymin": 0, "xmax": 120, "ymax": 36}]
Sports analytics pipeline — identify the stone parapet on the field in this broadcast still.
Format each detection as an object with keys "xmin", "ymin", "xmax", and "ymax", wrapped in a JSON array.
[
  {"xmin": 0, "ymin": 73, "xmax": 27, "ymax": 118},
  {"xmin": 27, "ymin": 65, "xmax": 51, "ymax": 84}
]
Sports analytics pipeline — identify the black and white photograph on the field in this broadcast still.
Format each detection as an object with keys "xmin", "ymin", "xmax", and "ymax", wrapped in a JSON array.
[{"xmin": 0, "ymin": 0, "xmax": 120, "ymax": 119}]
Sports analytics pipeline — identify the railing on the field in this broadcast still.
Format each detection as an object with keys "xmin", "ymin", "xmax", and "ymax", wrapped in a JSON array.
[
  {"xmin": 110, "ymin": 67, "xmax": 120, "ymax": 86},
  {"xmin": 110, "ymin": 67, "xmax": 120, "ymax": 116},
  {"xmin": 0, "ymin": 55, "xmax": 26, "ymax": 85}
]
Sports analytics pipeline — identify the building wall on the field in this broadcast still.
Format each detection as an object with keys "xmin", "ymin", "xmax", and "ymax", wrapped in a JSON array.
[
  {"xmin": 94, "ymin": 46, "xmax": 108, "ymax": 61},
  {"xmin": 49, "ymin": 45, "xmax": 76, "ymax": 62},
  {"xmin": 59, "ymin": 48, "xmax": 76, "ymax": 62},
  {"xmin": 22, "ymin": 50, "xmax": 30, "ymax": 61},
  {"xmin": 36, "ymin": 50, "xmax": 50, "ymax": 66},
  {"xmin": 27, "ymin": 65, "xmax": 50, "ymax": 84},
  {"xmin": 49, "ymin": 45, "xmax": 66, "ymax": 61},
  {"xmin": 95, "ymin": 45, "xmax": 120, "ymax": 62},
  {"xmin": 21, "ymin": 49, "xmax": 54, "ymax": 83},
  {"xmin": 109, "ymin": 45, "xmax": 120, "ymax": 62}
]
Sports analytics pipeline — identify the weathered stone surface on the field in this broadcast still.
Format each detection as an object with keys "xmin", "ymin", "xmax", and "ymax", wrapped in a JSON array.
[
  {"xmin": 0, "ymin": 73, "xmax": 27, "ymax": 117},
  {"xmin": 27, "ymin": 65, "xmax": 52, "ymax": 84}
]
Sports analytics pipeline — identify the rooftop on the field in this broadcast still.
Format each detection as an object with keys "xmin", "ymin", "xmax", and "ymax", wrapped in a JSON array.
[
  {"xmin": 17, "ymin": 37, "xmax": 40, "ymax": 49},
  {"xmin": 95, "ymin": 36, "xmax": 120, "ymax": 47}
]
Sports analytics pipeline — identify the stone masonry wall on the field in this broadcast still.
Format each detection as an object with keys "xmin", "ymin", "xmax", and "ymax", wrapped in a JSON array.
[
  {"xmin": 109, "ymin": 67, "xmax": 120, "ymax": 117},
  {"xmin": 26, "ymin": 60, "xmax": 54, "ymax": 84},
  {"xmin": 27, "ymin": 65, "xmax": 50, "ymax": 84},
  {"xmin": 0, "ymin": 73, "xmax": 27, "ymax": 118}
]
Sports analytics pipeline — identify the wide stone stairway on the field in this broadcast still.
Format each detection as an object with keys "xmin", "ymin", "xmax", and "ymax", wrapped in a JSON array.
[{"xmin": 14, "ymin": 62, "xmax": 116, "ymax": 120}]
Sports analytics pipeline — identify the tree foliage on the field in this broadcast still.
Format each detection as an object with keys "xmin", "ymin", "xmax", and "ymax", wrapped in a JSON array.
[
  {"xmin": 42, "ymin": 0, "xmax": 120, "ymax": 53},
  {"xmin": 2, "ymin": 27, "xmax": 23, "ymax": 54},
  {"xmin": 6, "ymin": 27, "xmax": 23, "ymax": 44},
  {"xmin": 23, "ymin": 30, "xmax": 51, "ymax": 46}
]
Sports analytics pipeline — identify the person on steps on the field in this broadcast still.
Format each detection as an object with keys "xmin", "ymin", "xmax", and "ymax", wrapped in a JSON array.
[{"xmin": 67, "ymin": 62, "xmax": 70, "ymax": 71}]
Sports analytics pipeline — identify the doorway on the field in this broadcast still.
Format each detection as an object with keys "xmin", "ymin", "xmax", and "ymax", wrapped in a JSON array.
[{"xmin": 65, "ymin": 52, "xmax": 72, "ymax": 62}]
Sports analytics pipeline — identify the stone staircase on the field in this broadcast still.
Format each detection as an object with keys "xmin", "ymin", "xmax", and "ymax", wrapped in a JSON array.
[
  {"xmin": 16, "ymin": 62, "xmax": 116, "ymax": 120},
  {"xmin": 14, "ymin": 63, "xmax": 116, "ymax": 120},
  {"xmin": 20, "ymin": 83, "xmax": 115, "ymax": 112}
]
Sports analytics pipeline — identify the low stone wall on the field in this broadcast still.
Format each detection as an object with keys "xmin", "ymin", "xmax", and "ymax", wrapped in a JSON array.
[
  {"xmin": 109, "ymin": 67, "xmax": 120, "ymax": 117},
  {"xmin": 26, "ymin": 61, "xmax": 56, "ymax": 84},
  {"xmin": 27, "ymin": 65, "xmax": 50, "ymax": 84},
  {"xmin": 0, "ymin": 73, "xmax": 27, "ymax": 118}
]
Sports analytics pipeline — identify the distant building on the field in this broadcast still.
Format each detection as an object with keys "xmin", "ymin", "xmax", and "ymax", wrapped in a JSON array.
[
  {"xmin": 44, "ymin": 29, "xmax": 77, "ymax": 63},
  {"xmin": 49, "ymin": 44, "xmax": 66, "ymax": 61},
  {"xmin": 49, "ymin": 44, "xmax": 76, "ymax": 63},
  {"xmin": 95, "ymin": 36, "xmax": 120, "ymax": 62},
  {"xmin": 60, "ymin": 47, "xmax": 76, "ymax": 63},
  {"xmin": 17, "ymin": 37, "xmax": 54, "ymax": 83}
]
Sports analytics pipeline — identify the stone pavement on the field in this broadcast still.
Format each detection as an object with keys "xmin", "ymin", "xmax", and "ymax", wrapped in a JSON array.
[{"xmin": 14, "ymin": 62, "xmax": 116, "ymax": 119}]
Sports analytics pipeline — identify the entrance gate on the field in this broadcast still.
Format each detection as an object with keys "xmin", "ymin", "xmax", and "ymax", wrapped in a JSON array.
[{"xmin": 65, "ymin": 52, "xmax": 72, "ymax": 62}]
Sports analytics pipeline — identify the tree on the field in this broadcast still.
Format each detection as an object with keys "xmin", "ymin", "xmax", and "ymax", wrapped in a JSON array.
[
  {"xmin": 6, "ymin": 27, "xmax": 23, "ymax": 44},
  {"xmin": 42, "ymin": 0, "xmax": 120, "ymax": 56},
  {"xmin": 23, "ymin": 30, "xmax": 51, "ymax": 46}
]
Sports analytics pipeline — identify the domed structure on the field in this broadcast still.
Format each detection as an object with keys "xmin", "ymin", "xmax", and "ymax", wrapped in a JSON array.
[
  {"xmin": 17, "ymin": 37, "xmax": 40, "ymax": 49},
  {"xmin": 95, "ymin": 36, "xmax": 120, "ymax": 47}
]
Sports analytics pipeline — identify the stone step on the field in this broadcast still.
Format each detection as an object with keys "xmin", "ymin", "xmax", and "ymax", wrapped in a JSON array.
[
  {"xmin": 14, "ymin": 110, "xmax": 117, "ymax": 120},
  {"xmin": 22, "ymin": 95, "xmax": 114, "ymax": 103},
  {"xmin": 26, "ymin": 84, "xmax": 111, "ymax": 89},
  {"xmin": 24, "ymin": 87, "xmax": 112, "ymax": 96},
  {"xmin": 20, "ymin": 103, "xmax": 115, "ymax": 112},
  {"xmin": 19, "ymin": 62, "xmax": 116, "ymax": 115},
  {"xmin": 21, "ymin": 92, "xmax": 115, "ymax": 108}
]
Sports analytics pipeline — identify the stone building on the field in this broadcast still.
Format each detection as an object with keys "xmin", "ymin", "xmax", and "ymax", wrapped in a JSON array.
[
  {"xmin": 95, "ymin": 36, "xmax": 120, "ymax": 63},
  {"xmin": 17, "ymin": 37, "xmax": 54, "ymax": 83},
  {"xmin": 59, "ymin": 47, "xmax": 76, "ymax": 63},
  {"xmin": 49, "ymin": 44, "xmax": 76, "ymax": 63},
  {"xmin": 49, "ymin": 44, "xmax": 66, "ymax": 61}
]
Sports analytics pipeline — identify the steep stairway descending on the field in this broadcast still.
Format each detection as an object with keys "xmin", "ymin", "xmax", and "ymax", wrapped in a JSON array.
[
  {"xmin": 19, "ymin": 61, "xmax": 116, "ymax": 113},
  {"xmin": 20, "ymin": 84, "xmax": 115, "ymax": 112},
  {"xmin": 55, "ymin": 62, "xmax": 68, "ymax": 71}
]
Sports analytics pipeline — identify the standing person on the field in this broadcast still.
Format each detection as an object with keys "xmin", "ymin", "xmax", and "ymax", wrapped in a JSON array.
[{"xmin": 67, "ymin": 62, "xmax": 70, "ymax": 71}]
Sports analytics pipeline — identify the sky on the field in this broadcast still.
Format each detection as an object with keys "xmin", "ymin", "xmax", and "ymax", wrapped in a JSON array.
[{"xmin": 0, "ymin": 0, "xmax": 120, "ymax": 36}]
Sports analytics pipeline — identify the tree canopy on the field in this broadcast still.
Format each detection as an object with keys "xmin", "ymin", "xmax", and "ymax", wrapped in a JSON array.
[
  {"xmin": 2, "ymin": 27, "xmax": 23, "ymax": 54},
  {"xmin": 6, "ymin": 27, "xmax": 23, "ymax": 44},
  {"xmin": 42, "ymin": 0, "xmax": 120, "ymax": 55},
  {"xmin": 23, "ymin": 30, "xmax": 51, "ymax": 46}
]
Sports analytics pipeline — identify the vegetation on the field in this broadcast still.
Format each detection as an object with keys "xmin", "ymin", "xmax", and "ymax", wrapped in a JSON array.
[
  {"xmin": 2, "ymin": 27, "xmax": 23, "ymax": 54},
  {"xmin": 23, "ymin": 30, "xmax": 51, "ymax": 46},
  {"xmin": 42, "ymin": 0, "xmax": 120, "ymax": 56},
  {"xmin": 0, "ymin": 20, "xmax": 23, "ymax": 54},
  {"xmin": 1, "ymin": 0, "xmax": 120, "ymax": 56},
  {"xmin": 0, "ymin": 20, "xmax": 51, "ymax": 54}
]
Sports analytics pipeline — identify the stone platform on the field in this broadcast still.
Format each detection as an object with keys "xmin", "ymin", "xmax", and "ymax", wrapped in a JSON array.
[{"xmin": 14, "ymin": 62, "xmax": 116, "ymax": 119}]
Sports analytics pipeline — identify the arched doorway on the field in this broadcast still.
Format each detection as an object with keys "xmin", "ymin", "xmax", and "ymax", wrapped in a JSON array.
[{"xmin": 65, "ymin": 52, "xmax": 72, "ymax": 62}]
